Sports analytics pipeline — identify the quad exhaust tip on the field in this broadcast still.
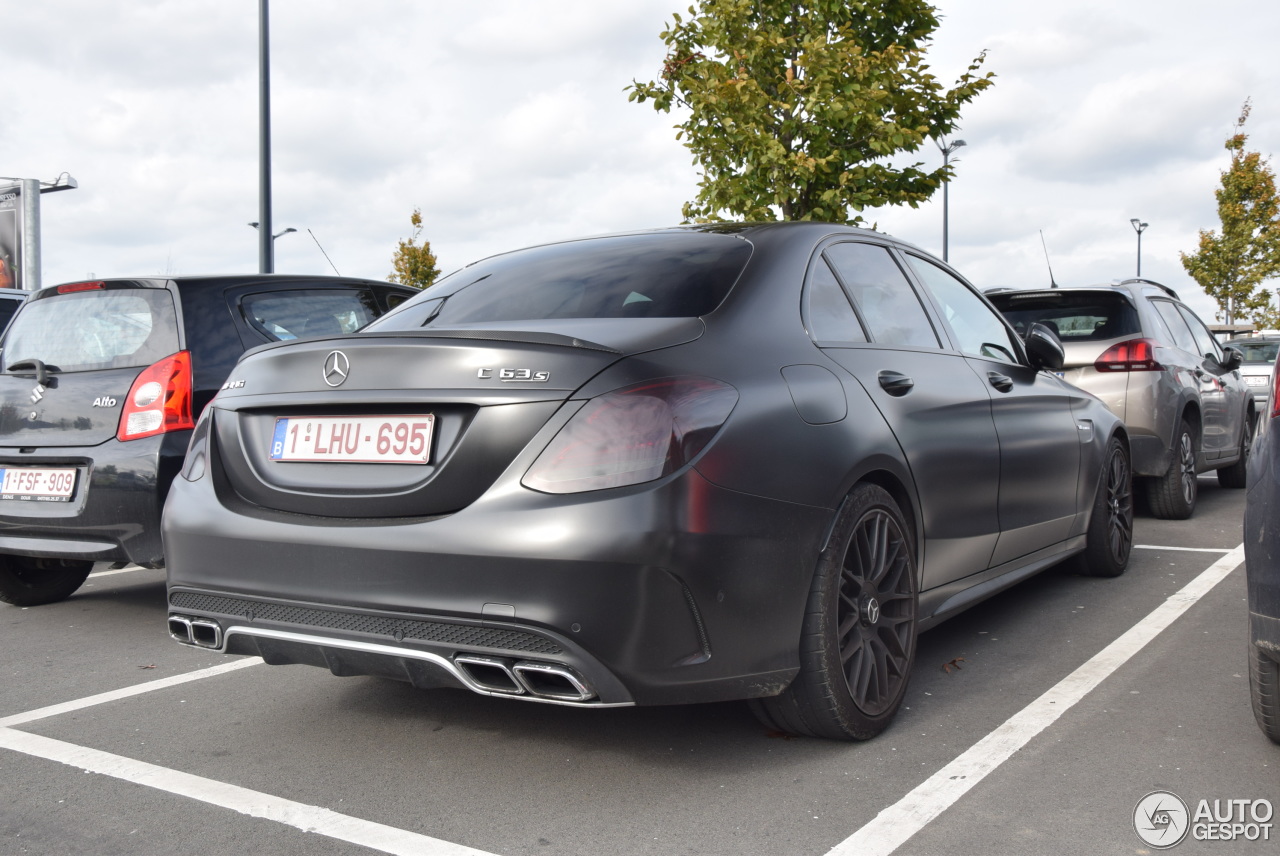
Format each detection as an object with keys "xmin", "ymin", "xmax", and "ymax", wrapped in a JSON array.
[
  {"xmin": 168, "ymin": 615, "xmax": 222, "ymax": 649},
  {"xmin": 455, "ymin": 655, "xmax": 595, "ymax": 702}
]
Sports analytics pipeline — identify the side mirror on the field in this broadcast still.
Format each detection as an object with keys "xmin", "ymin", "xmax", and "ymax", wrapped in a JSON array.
[
  {"xmin": 1221, "ymin": 345, "xmax": 1243, "ymax": 371},
  {"xmin": 1025, "ymin": 322, "xmax": 1065, "ymax": 371}
]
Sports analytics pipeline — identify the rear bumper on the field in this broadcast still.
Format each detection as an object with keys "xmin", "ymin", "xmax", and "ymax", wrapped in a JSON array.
[
  {"xmin": 163, "ymin": 465, "xmax": 831, "ymax": 706},
  {"xmin": 0, "ymin": 431, "xmax": 188, "ymax": 565}
]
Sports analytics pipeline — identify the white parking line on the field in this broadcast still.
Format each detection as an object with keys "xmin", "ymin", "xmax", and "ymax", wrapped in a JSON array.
[
  {"xmin": 0, "ymin": 659, "xmax": 263, "ymax": 728},
  {"xmin": 88, "ymin": 565, "xmax": 160, "ymax": 578},
  {"xmin": 0, "ymin": 727, "xmax": 497, "ymax": 856},
  {"xmin": 826, "ymin": 544, "xmax": 1245, "ymax": 856},
  {"xmin": 1134, "ymin": 544, "xmax": 1233, "ymax": 553}
]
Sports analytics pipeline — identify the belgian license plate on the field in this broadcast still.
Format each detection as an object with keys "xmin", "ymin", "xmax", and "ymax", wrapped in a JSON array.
[
  {"xmin": 270, "ymin": 415, "xmax": 434, "ymax": 464},
  {"xmin": 0, "ymin": 467, "xmax": 77, "ymax": 502}
]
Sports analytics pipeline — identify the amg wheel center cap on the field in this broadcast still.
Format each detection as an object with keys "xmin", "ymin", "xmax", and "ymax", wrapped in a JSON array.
[{"xmin": 863, "ymin": 596, "xmax": 881, "ymax": 625}]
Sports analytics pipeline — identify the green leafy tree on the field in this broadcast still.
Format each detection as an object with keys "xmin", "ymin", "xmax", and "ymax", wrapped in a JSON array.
[
  {"xmin": 626, "ymin": 0, "xmax": 994, "ymax": 223},
  {"xmin": 1181, "ymin": 100, "xmax": 1280, "ymax": 325},
  {"xmin": 389, "ymin": 208, "xmax": 440, "ymax": 290}
]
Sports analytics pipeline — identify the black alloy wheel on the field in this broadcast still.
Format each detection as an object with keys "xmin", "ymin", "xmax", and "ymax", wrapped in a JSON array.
[
  {"xmin": 750, "ymin": 483, "xmax": 918, "ymax": 740},
  {"xmin": 1148, "ymin": 421, "xmax": 1198, "ymax": 520},
  {"xmin": 1075, "ymin": 436, "xmax": 1133, "ymax": 577},
  {"xmin": 1217, "ymin": 414, "xmax": 1253, "ymax": 489}
]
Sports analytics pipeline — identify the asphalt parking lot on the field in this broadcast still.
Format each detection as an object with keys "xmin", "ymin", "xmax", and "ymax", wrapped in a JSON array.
[{"xmin": 1, "ymin": 477, "xmax": 1274, "ymax": 856}]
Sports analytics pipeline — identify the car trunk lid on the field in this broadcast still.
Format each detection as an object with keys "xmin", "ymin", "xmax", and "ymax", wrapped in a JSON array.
[{"xmin": 211, "ymin": 319, "xmax": 701, "ymax": 518}]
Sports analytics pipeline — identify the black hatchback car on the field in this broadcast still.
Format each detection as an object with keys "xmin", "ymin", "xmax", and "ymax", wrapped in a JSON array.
[
  {"xmin": 163, "ymin": 224, "xmax": 1133, "ymax": 740},
  {"xmin": 0, "ymin": 274, "xmax": 415, "ymax": 607}
]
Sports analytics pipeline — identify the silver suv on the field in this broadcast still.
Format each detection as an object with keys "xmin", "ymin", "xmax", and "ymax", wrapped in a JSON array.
[{"xmin": 989, "ymin": 279, "xmax": 1252, "ymax": 519}]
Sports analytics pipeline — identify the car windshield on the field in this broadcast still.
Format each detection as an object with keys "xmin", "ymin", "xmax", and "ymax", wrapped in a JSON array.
[
  {"xmin": 367, "ymin": 232, "xmax": 752, "ymax": 331},
  {"xmin": 1228, "ymin": 340, "xmax": 1280, "ymax": 363},
  {"xmin": 989, "ymin": 291, "xmax": 1140, "ymax": 342},
  {"xmin": 1, "ymin": 286, "xmax": 180, "ymax": 373}
]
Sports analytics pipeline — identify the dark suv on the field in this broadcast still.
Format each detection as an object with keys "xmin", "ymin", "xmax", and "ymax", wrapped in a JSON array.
[
  {"xmin": 989, "ymin": 279, "xmax": 1252, "ymax": 519},
  {"xmin": 0, "ymin": 274, "xmax": 415, "ymax": 606}
]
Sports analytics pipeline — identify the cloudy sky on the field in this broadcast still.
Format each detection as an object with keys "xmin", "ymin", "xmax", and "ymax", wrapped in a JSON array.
[{"xmin": 3, "ymin": 0, "xmax": 1278, "ymax": 322}]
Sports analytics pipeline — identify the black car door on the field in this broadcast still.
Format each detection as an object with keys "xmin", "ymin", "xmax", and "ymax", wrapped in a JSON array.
[
  {"xmin": 901, "ymin": 252, "xmax": 1083, "ymax": 567},
  {"xmin": 808, "ymin": 240, "xmax": 1003, "ymax": 589}
]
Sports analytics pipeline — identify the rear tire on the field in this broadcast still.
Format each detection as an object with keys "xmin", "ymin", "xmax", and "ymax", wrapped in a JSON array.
[
  {"xmin": 1074, "ymin": 436, "xmax": 1133, "ymax": 577},
  {"xmin": 0, "ymin": 556, "xmax": 94, "ymax": 606},
  {"xmin": 1216, "ymin": 414, "xmax": 1253, "ymax": 489},
  {"xmin": 750, "ymin": 484, "xmax": 917, "ymax": 740},
  {"xmin": 1250, "ymin": 643, "xmax": 1280, "ymax": 745},
  {"xmin": 1148, "ymin": 420, "xmax": 1198, "ymax": 519}
]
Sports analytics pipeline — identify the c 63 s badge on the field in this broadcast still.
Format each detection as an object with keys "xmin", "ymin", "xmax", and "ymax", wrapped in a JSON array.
[{"xmin": 478, "ymin": 368, "xmax": 550, "ymax": 382}]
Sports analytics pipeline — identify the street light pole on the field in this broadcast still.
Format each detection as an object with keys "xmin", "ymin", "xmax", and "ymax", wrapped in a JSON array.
[
  {"xmin": 937, "ymin": 138, "xmax": 966, "ymax": 262},
  {"xmin": 258, "ymin": 0, "xmax": 274, "ymax": 274},
  {"xmin": 1129, "ymin": 218, "xmax": 1148, "ymax": 278}
]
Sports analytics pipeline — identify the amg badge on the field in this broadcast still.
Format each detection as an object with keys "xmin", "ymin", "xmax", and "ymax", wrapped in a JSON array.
[{"xmin": 478, "ymin": 368, "xmax": 551, "ymax": 382}]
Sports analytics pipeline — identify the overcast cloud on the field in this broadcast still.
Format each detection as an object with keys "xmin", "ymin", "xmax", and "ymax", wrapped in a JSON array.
[{"xmin": 3, "ymin": 0, "xmax": 1278, "ymax": 321}]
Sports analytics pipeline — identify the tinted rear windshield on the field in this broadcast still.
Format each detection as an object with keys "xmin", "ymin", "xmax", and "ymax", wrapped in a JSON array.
[
  {"xmin": 989, "ymin": 292, "xmax": 1140, "ymax": 342},
  {"xmin": 2, "ymin": 286, "xmax": 180, "ymax": 373},
  {"xmin": 367, "ymin": 232, "xmax": 752, "ymax": 331},
  {"xmin": 1228, "ymin": 340, "xmax": 1280, "ymax": 363}
]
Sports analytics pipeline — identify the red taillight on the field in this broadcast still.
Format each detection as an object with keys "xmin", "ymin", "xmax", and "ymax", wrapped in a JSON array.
[
  {"xmin": 1271, "ymin": 363, "xmax": 1280, "ymax": 420},
  {"xmin": 117, "ymin": 351, "xmax": 195, "ymax": 441},
  {"xmin": 522, "ymin": 377, "xmax": 738, "ymax": 494},
  {"xmin": 1094, "ymin": 338, "xmax": 1163, "ymax": 372},
  {"xmin": 56, "ymin": 281, "xmax": 105, "ymax": 294}
]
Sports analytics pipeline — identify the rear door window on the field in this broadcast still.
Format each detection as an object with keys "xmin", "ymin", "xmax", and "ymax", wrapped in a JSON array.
[
  {"xmin": 1176, "ymin": 304, "xmax": 1223, "ymax": 361},
  {"xmin": 804, "ymin": 258, "xmax": 867, "ymax": 343},
  {"xmin": 2, "ymin": 287, "xmax": 180, "ymax": 372},
  {"xmin": 1151, "ymin": 300, "xmax": 1199, "ymax": 354},
  {"xmin": 823, "ymin": 243, "xmax": 939, "ymax": 348},
  {"xmin": 242, "ymin": 289, "xmax": 381, "ymax": 341}
]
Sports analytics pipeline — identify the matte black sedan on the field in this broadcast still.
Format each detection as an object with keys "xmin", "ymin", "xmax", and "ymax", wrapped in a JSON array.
[{"xmin": 164, "ymin": 223, "xmax": 1133, "ymax": 740}]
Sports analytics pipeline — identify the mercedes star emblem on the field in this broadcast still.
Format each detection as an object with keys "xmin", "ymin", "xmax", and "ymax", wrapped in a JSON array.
[{"xmin": 323, "ymin": 350, "xmax": 350, "ymax": 387}]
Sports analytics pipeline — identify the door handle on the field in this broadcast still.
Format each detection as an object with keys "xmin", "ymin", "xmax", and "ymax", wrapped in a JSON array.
[
  {"xmin": 988, "ymin": 372, "xmax": 1014, "ymax": 393},
  {"xmin": 877, "ymin": 371, "xmax": 914, "ymax": 397}
]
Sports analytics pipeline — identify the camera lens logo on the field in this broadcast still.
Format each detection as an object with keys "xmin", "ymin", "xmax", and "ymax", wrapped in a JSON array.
[{"xmin": 1134, "ymin": 791, "xmax": 1190, "ymax": 849}]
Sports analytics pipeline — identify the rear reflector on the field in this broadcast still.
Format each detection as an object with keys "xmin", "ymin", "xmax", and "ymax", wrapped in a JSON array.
[
  {"xmin": 56, "ymin": 281, "xmax": 105, "ymax": 294},
  {"xmin": 117, "ymin": 351, "xmax": 195, "ymax": 441},
  {"xmin": 1094, "ymin": 338, "xmax": 1163, "ymax": 372}
]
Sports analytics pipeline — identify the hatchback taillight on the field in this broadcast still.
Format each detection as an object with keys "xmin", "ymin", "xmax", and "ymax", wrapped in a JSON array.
[
  {"xmin": 1094, "ymin": 338, "xmax": 1163, "ymax": 372},
  {"xmin": 1271, "ymin": 364, "xmax": 1280, "ymax": 420},
  {"xmin": 522, "ymin": 377, "xmax": 738, "ymax": 494},
  {"xmin": 117, "ymin": 351, "xmax": 195, "ymax": 441}
]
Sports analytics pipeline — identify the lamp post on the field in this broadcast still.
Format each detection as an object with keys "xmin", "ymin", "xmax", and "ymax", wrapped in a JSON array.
[
  {"xmin": 0, "ymin": 172, "xmax": 78, "ymax": 291},
  {"xmin": 1130, "ymin": 218, "xmax": 1148, "ymax": 277},
  {"xmin": 258, "ymin": 0, "xmax": 275, "ymax": 273},
  {"xmin": 937, "ymin": 138, "xmax": 966, "ymax": 262}
]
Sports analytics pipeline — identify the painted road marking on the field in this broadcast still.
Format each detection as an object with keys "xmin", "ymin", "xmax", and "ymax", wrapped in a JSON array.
[
  {"xmin": 0, "ymin": 659, "xmax": 263, "ymax": 728},
  {"xmin": 1134, "ymin": 544, "xmax": 1233, "ymax": 553},
  {"xmin": 826, "ymin": 544, "xmax": 1245, "ymax": 856},
  {"xmin": 0, "ymin": 728, "xmax": 497, "ymax": 856},
  {"xmin": 88, "ymin": 564, "xmax": 159, "ymax": 577}
]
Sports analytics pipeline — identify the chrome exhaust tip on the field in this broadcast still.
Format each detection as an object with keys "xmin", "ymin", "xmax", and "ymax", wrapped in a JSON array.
[
  {"xmin": 189, "ymin": 619, "xmax": 222, "ymax": 649},
  {"xmin": 454, "ymin": 655, "xmax": 524, "ymax": 694},
  {"xmin": 168, "ymin": 615, "xmax": 194, "ymax": 644},
  {"xmin": 512, "ymin": 661, "xmax": 596, "ymax": 702}
]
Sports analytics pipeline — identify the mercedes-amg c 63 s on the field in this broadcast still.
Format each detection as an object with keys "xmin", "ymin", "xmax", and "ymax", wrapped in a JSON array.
[{"xmin": 163, "ymin": 223, "xmax": 1132, "ymax": 740}]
